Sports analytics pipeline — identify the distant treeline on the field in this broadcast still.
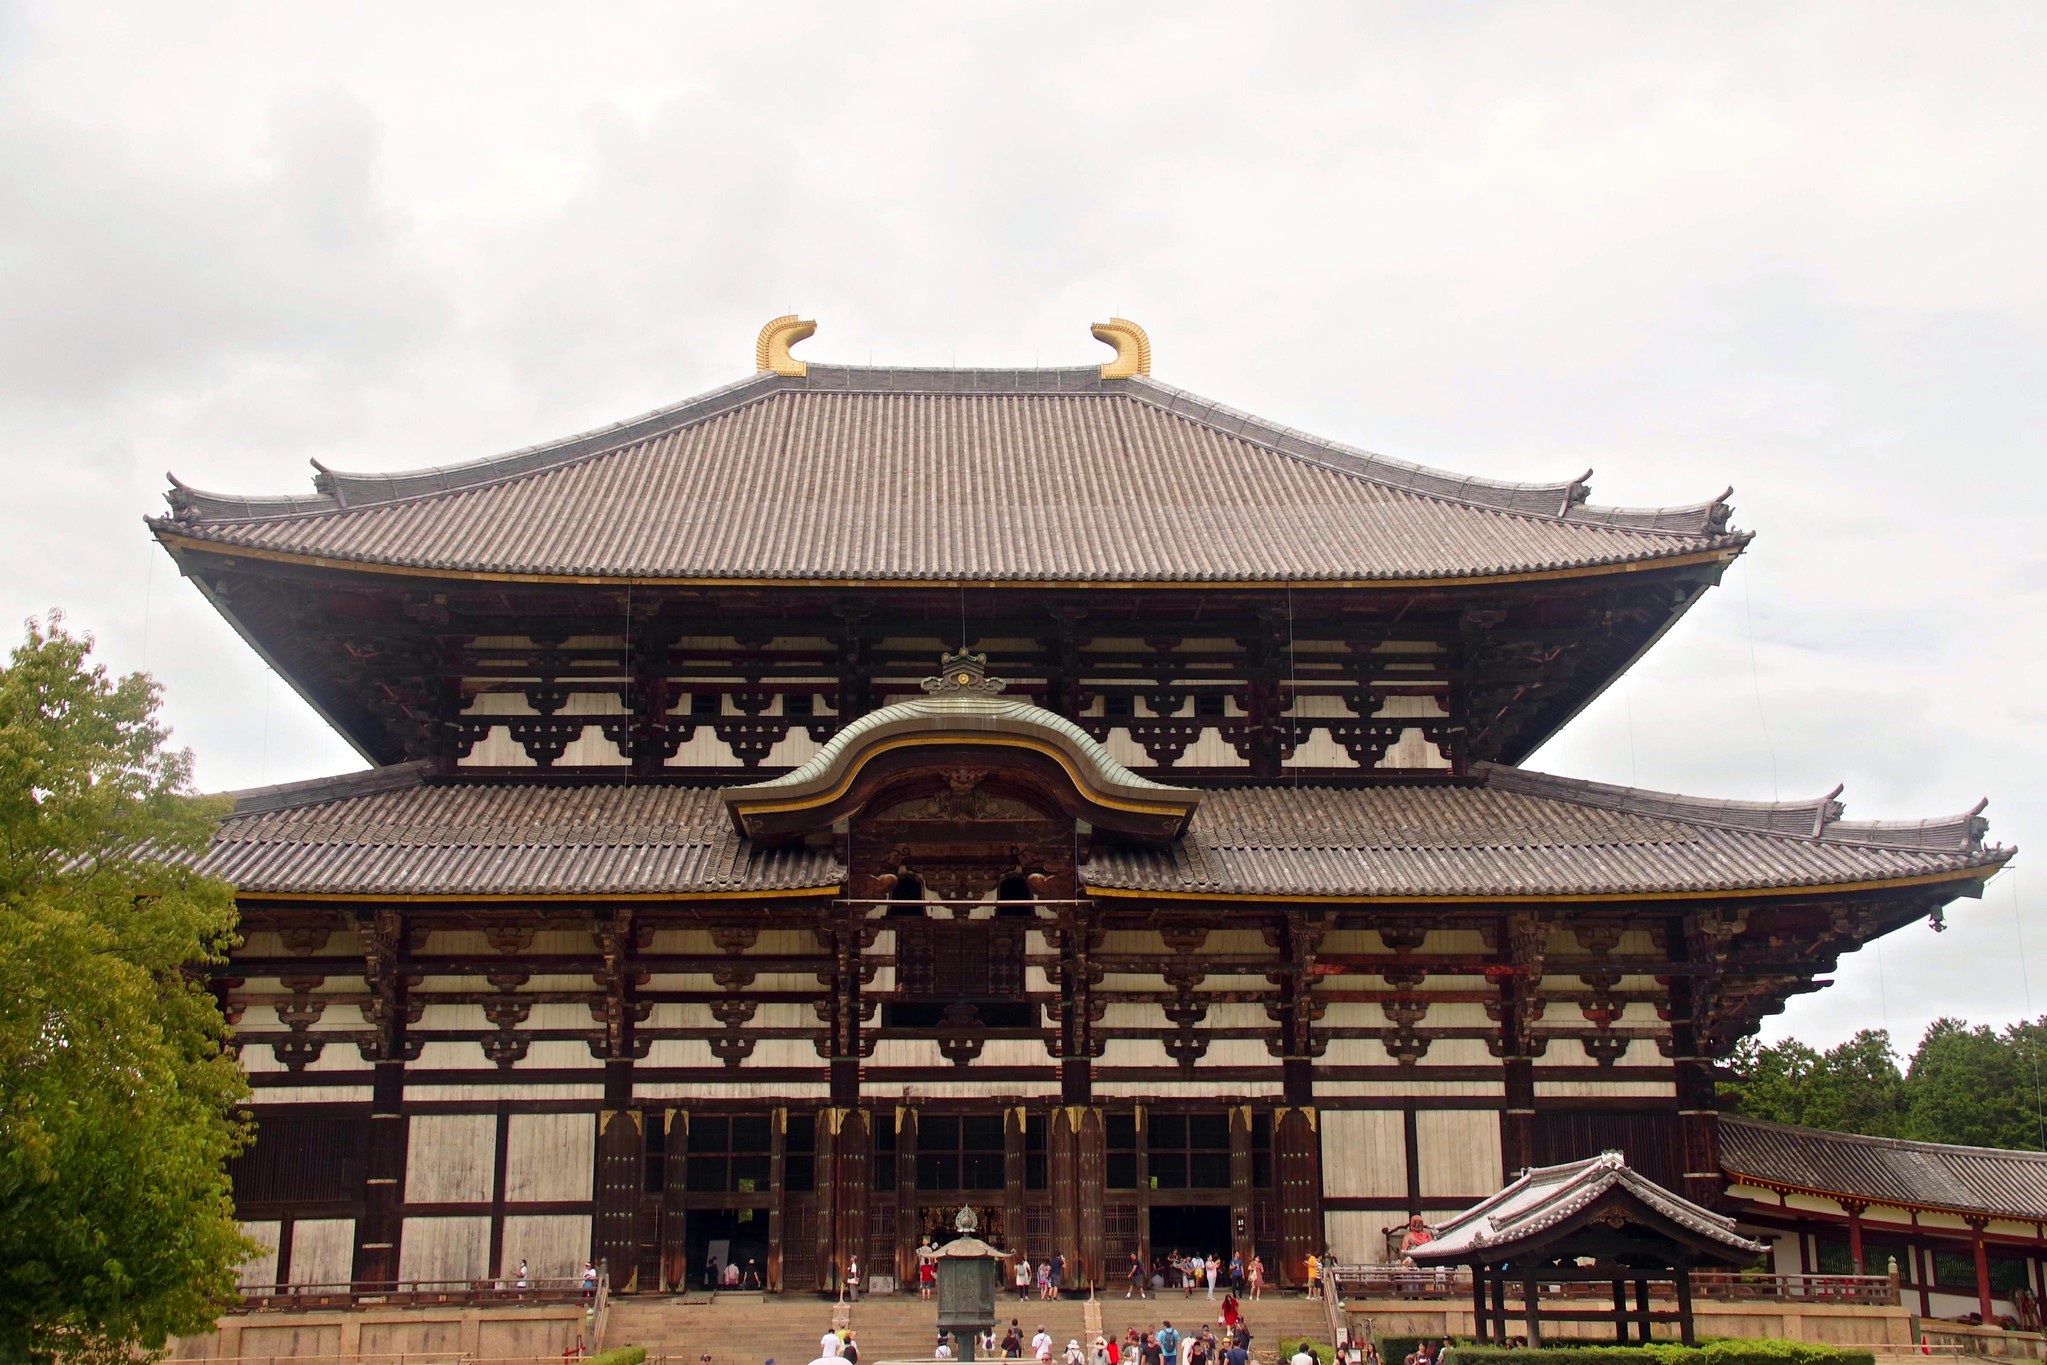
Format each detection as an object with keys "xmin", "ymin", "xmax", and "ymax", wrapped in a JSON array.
[{"xmin": 1722, "ymin": 1019, "xmax": 2047, "ymax": 1152}]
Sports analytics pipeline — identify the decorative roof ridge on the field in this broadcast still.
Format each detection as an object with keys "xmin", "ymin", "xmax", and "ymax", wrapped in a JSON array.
[
  {"xmin": 221, "ymin": 760, "xmax": 431, "ymax": 817},
  {"xmin": 1722, "ymin": 1114, "xmax": 2047, "ymax": 1167},
  {"xmin": 157, "ymin": 361, "xmax": 1742, "ymax": 543},
  {"xmin": 1122, "ymin": 376, "xmax": 1741, "ymax": 536},
  {"xmin": 158, "ymin": 372, "xmax": 784, "ymax": 524},
  {"xmin": 1477, "ymin": 761, "xmax": 1997, "ymax": 854}
]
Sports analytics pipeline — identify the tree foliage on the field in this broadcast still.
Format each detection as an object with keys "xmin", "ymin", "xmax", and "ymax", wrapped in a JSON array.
[
  {"xmin": 1724, "ymin": 1016, "xmax": 2047, "ymax": 1152},
  {"xmin": 0, "ymin": 614, "xmax": 251, "ymax": 1364}
]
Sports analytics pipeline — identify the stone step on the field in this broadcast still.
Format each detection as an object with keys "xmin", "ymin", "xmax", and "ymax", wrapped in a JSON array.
[{"xmin": 604, "ymin": 1293, "xmax": 1338, "ymax": 1365}]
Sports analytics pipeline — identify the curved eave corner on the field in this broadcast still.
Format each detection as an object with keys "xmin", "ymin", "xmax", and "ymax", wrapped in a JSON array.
[{"xmin": 721, "ymin": 693, "xmax": 1200, "ymax": 844}]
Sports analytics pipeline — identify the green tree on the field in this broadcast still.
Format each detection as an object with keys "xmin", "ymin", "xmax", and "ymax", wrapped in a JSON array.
[
  {"xmin": 1722, "ymin": 1029, "xmax": 1905, "ymax": 1136},
  {"xmin": 1903, "ymin": 1017, "xmax": 2042, "ymax": 1151},
  {"xmin": 0, "ymin": 614, "xmax": 251, "ymax": 1364}
]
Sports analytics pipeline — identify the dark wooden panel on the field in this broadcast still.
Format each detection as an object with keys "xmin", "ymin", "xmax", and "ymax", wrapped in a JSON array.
[
  {"xmin": 593, "ymin": 1110, "xmax": 644, "ymax": 1289},
  {"xmin": 230, "ymin": 1111, "xmax": 369, "ymax": 1207},
  {"xmin": 1533, "ymin": 1108, "xmax": 1681, "ymax": 1190}
]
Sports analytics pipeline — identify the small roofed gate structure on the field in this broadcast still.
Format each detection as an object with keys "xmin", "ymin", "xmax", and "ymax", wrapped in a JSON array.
[{"xmin": 1408, "ymin": 1151, "xmax": 1764, "ymax": 1346}]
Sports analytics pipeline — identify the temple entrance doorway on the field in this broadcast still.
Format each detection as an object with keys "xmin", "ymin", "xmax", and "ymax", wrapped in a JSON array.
[
  {"xmin": 1147, "ymin": 1205, "xmax": 1231, "ymax": 1268},
  {"xmin": 687, "ymin": 1208, "xmax": 770, "ymax": 1291}
]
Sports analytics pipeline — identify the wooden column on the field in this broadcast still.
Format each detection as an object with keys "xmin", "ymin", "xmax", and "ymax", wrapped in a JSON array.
[
  {"xmin": 593, "ymin": 1110, "xmax": 645, "ymax": 1289},
  {"xmin": 826, "ymin": 907, "xmax": 864, "ymax": 1107},
  {"xmin": 1229, "ymin": 1105, "xmax": 1254, "ymax": 1263},
  {"xmin": 839, "ymin": 1108, "xmax": 872, "ymax": 1294},
  {"xmin": 1060, "ymin": 903, "xmax": 1101, "ymax": 1105},
  {"xmin": 768, "ymin": 1108, "xmax": 786, "ymax": 1293},
  {"xmin": 352, "ymin": 908, "xmax": 413, "ymax": 1284},
  {"xmin": 896, "ymin": 1107, "xmax": 920, "ymax": 1285},
  {"xmin": 1077, "ymin": 1108, "xmax": 1106, "ymax": 1286},
  {"xmin": 1846, "ymin": 1202, "xmax": 1867, "ymax": 1274},
  {"xmin": 1134, "ymin": 1106, "xmax": 1151, "ymax": 1272},
  {"xmin": 815, "ymin": 1108, "xmax": 841, "ymax": 1294},
  {"xmin": 1971, "ymin": 1217, "xmax": 1995, "ymax": 1322},
  {"xmin": 1004, "ymin": 1107, "xmax": 1027, "ymax": 1260},
  {"xmin": 661, "ymin": 1111, "xmax": 689, "ymax": 1292},
  {"xmin": 1273, "ymin": 1106, "xmax": 1323, "ymax": 1287}
]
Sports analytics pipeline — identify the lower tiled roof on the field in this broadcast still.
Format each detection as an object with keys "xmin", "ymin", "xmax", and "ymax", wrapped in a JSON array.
[
  {"xmin": 1411, "ymin": 1151, "xmax": 1761, "ymax": 1261},
  {"xmin": 1721, "ymin": 1117, "xmax": 2047, "ymax": 1223},
  {"xmin": 189, "ymin": 763, "xmax": 2006, "ymax": 901}
]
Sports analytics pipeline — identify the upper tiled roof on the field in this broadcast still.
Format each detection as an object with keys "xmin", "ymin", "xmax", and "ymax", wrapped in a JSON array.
[
  {"xmin": 187, "ymin": 761, "xmax": 2004, "ymax": 900},
  {"xmin": 1721, "ymin": 1117, "xmax": 2047, "ymax": 1223},
  {"xmin": 1410, "ymin": 1150, "xmax": 1763, "ymax": 1262},
  {"xmin": 154, "ymin": 366, "xmax": 1744, "ymax": 584}
]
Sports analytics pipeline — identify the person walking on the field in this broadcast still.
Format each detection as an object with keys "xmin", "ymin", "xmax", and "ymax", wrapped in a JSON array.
[
  {"xmin": 1204, "ymin": 1255, "xmax": 1218, "ymax": 1299},
  {"xmin": 1246, "ymin": 1255, "xmax": 1264, "ymax": 1301},
  {"xmin": 1304, "ymin": 1251, "xmax": 1320, "ymax": 1300},
  {"xmin": 1037, "ymin": 1259, "xmax": 1052, "ymax": 1301},
  {"xmin": 846, "ymin": 1255, "xmax": 861, "ymax": 1303},
  {"xmin": 1050, "ymin": 1252, "xmax": 1065, "ymax": 1300},
  {"xmin": 1127, "ymin": 1250, "xmax": 1147, "ymax": 1299},
  {"xmin": 1033, "ymin": 1326, "xmax": 1054, "ymax": 1364},
  {"xmin": 1018, "ymin": 1255, "xmax": 1034, "ymax": 1300},
  {"xmin": 1156, "ymin": 1321, "xmax": 1180, "ymax": 1365}
]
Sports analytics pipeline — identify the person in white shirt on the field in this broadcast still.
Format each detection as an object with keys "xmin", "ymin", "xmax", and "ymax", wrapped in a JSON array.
[
  {"xmin": 1033, "ymin": 1328, "xmax": 1054, "ymax": 1362},
  {"xmin": 822, "ymin": 1329, "xmax": 844, "ymax": 1358},
  {"xmin": 935, "ymin": 1335, "xmax": 954, "ymax": 1360},
  {"xmin": 1291, "ymin": 1349, "xmax": 1315, "ymax": 1365}
]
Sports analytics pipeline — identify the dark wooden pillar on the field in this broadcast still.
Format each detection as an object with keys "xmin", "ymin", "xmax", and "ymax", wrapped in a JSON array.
[
  {"xmin": 1079, "ymin": 1107, "xmax": 1107, "ymax": 1286},
  {"xmin": 1059, "ymin": 904, "xmax": 1101, "ymax": 1105},
  {"xmin": 839, "ymin": 1108, "xmax": 872, "ymax": 1294},
  {"xmin": 896, "ymin": 1107, "xmax": 920, "ymax": 1286},
  {"xmin": 594, "ymin": 1110, "xmax": 645, "ymax": 1290},
  {"xmin": 1004, "ymin": 1107, "xmax": 1027, "ymax": 1260},
  {"xmin": 353, "ymin": 908, "xmax": 413, "ymax": 1284},
  {"xmin": 1134, "ymin": 1106, "xmax": 1151, "ymax": 1272},
  {"xmin": 1971, "ymin": 1217, "xmax": 1995, "ymax": 1321},
  {"xmin": 1846, "ymin": 1201, "xmax": 1866, "ymax": 1274},
  {"xmin": 815, "ymin": 1108, "xmax": 841, "ymax": 1293},
  {"xmin": 1676, "ymin": 1266, "xmax": 1697, "ymax": 1347},
  {"xmin": 1229, "ymin": 1105, "xmax": 1254, "ymax": 1263},
  {"xmin": 768, "ymin": 1107, "xmax": 786, "ymax": 1293},
  {"xmin": 1274, "ymin": 1106, "xmax": 1323, "ymax": 1287},
  {"xmin": 1472, "ymin": 1267, "xmax": 1490, "ymax": 1343},
  {"xmin": 661, "ymin": 1111, "xmax": 689, "ymax": 1291}
]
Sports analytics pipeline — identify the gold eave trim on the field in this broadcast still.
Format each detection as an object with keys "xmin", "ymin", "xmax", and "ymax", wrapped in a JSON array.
[
  {"xmin": 729, "ymin": 734, "xmax": 1194, "ymax": 821},
  {"xmin": 1083, "ymin": 863, "xmax": 2001, "ymax": 904},
  {"xmin": 156, "ymin": 532, "xmax": 1743, "ymax": 592}
]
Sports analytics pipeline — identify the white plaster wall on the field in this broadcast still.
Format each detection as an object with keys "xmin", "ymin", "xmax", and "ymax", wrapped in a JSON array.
[
  {"xmin": 398, "ymin": 1216, "xmax": 492, "ymax": 1282},
  {"xmin": 240, "ymin": 1221, "xmax": 282, "ymax": 1288},
  {"xmin": 405, "ymin": 1115, "xmax": 495, "ymax": 1203},
  {"xmin": 1324, "ymin": 1210, "xmax": 1385, "ymax": 1264},
  {"xmin": 1323, "ymin": 1110, "xmax": 1406, "ymax": 1198},
  {"xmin": 505, "ymin": 1114, "xmax": 596, "ymax": 1203},
  {"xmin": 289, "ymin": 1218, "xmax": 357, "ymax": 1285},
  {"xmin": 503, "ymin": 1214, "xmax": 593, "ymax": 1281},
  {"xmin": 1416, "ymin": 1110, "xmax": 1501, "ymax": 1198}
]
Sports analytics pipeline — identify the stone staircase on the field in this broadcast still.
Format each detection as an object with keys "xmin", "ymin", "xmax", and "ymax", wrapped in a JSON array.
[{"xmin": 602, "ymin": 1290, "xmax": 1336, "ymax": 1364}]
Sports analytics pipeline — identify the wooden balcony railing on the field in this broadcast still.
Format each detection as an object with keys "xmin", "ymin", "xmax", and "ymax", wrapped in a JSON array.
[
  {"xmin": 235, "ymin": 1274, "xmax": 603, "ymax": 1312},
  {"xmin": 1326, "ymin": 1264, "xmax": 1898, "ymax": 1307}
]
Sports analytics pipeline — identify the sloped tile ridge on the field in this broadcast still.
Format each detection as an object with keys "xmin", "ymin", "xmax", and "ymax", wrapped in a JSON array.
[
  {"xmin": 1123, "ymin": 375, "xmax": 1741, "ymax": 536},
  {"xmin": 159, "ymin": 372, "xmax": 783, "ymax": 523},
  {"xmin": 1476, "ymin": 761, "xmax": 1998, "ymax": 854},
  {"xmin": 157, "ymin": 361, "xmax": 1741, "ymax": 541},
  {"xmin": 1722, "ymin": 1115, "xmax": 2047, "ymax": 1169},
  {"xmin": 223, "ymin": 760, "xmax": 433, "ymax": 817}
]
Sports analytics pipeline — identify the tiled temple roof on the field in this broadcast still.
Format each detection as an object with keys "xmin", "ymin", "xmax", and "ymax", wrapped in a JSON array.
[
  {"xmin": 1721, "ymin": 1117, "xmax": 2047, "ymax": 1223},
  {"xmin": 1409, "ymin": 1150, "xmax": 1763, "ymax": 1262},
  {"xmin": 153, "ymin": 367, "xmax": 1744, "ymax": 584},
  {"xmin": 185, "ymin": 762, "xmax": 2004, "ymax": 900}
]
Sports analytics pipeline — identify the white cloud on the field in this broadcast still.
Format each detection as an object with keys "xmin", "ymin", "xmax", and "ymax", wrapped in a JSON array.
[{"xmin": 0, "ymin": 0, "xmax": 2041, "ymax": 1050}]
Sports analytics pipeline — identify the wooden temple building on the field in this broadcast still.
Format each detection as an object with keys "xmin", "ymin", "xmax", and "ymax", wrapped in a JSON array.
[{"xmin": 151, "ymin": 316, "xmax": 2011, "ymax": 1300}]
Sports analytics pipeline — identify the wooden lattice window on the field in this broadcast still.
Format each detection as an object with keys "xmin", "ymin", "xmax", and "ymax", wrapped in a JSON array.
[
  {"xmin": 1149, "ymin": 1113, "xmax": 1230, "ymax": 1190},
  {"xmin": 915, "ymin": 1115, "xmax": 1005, "ymax": 1192},
  {"xmin": 686, "ymin": 1115, "xmax": 772, "ymax": 1193}
]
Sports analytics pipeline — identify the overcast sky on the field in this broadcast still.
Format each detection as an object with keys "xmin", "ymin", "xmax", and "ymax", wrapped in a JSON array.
[{"xmin": 2, "ymin": 2, "xmax": 2042, "ymax": 1054}]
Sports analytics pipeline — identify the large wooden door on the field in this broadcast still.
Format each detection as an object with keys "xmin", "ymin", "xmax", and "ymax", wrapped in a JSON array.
[{"xmin": 593, "ymin": 1110, "xmax": 644, "ymax": 1289}]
